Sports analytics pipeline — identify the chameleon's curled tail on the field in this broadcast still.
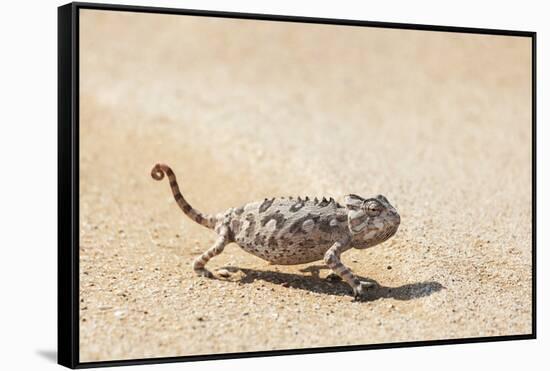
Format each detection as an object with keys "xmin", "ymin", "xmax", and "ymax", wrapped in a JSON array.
[{"xmin": 151, "ymin": 163, "xmax": 215, "ymax": 229}]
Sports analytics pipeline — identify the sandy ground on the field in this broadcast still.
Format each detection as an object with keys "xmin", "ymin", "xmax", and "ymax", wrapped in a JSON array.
[{"xmin": 78, "ymin": 10, "xmax": 533, "ymax": 362}]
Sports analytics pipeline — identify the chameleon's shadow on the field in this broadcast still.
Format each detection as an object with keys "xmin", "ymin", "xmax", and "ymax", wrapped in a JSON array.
[{"xmin": 221, "ymin": 265, "xmax": 444, "ymax": 302}]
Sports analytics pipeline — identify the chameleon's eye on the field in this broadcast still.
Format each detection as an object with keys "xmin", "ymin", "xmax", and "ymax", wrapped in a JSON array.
[{"xmin": 364, "ymin": 200, "xmax": 383, "ymax": 216}]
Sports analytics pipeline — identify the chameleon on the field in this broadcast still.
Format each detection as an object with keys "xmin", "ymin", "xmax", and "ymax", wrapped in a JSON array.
[{"xmin": 151, "ymin": 163, "xmax": 401, "ymax": 298}]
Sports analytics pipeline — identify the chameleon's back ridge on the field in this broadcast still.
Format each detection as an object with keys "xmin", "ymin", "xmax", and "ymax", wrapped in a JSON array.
[{"xmin": 151, "ymin": 163, "xmax": 401, "ymax": 298}]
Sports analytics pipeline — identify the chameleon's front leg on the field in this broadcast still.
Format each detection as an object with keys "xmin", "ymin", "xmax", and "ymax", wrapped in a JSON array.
[{"xmin": 324, "ymin": 238, "xmax": 371, "ymax": 298}]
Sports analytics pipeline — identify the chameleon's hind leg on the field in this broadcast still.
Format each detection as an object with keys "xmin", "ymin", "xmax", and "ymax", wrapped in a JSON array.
[
  {"xmin": 324, "ymin": 238, "xmax": 374, "ymax": 298},
  {"xmin": 193, "ymin": 225, "xmax": 229, "ymax": 278}
]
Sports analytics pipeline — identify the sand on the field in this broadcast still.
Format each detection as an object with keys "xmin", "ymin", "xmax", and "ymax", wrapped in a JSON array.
[{"xmin": 78, "ymin": 10, "xmax": 533, "ymax": 362}]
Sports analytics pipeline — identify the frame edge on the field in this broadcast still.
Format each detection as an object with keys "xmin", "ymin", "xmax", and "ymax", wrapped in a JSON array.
[
  {"xmin": 531, "ymin": 32, "xmax": 537, "ymax": 339},
  {"xmin": 72, "ymin": 1, "xmax": 535, "ymax": 36},
  {"xmin": 58, "ymin": 2, "xmax": 79, "ymax": 369},
  {"xmin": 62, "ymin": 3, "xmax": 537, "ymax": 368}
]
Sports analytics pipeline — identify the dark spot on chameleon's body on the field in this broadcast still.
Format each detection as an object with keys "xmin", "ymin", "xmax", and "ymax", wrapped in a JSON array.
[
  {"xmin": 260, "ymin": 213, "xmax": 286, "ymax": 229},
  {"xmin": 289, "ymin": 201, "xmax": 305, "ymax": 212},
  {"xmin": 259, "ymin": 198, "xmax": 275, "ymax": 213},
  {"xmin": 318, "ymin": 218, "xmax": 333, "ymax": 233},
  {"xmin": 245, "ymin": 214, "xmax": 256, "ymax": 238},
  {"xmin": 227, "ymin": 226, "xmax": 237, "ymax": 240},
  {"xmin": 254, "ymin": 234, "xmax": 266, "ymax": 246},
  {"xmin": 317, "ymin": 238, "xmax": 332, "ymax": 245},
  {"xmin": 336, "ymin": 214, "xmax": 347, "ymax": 222},
  {"xmin": 268, "ymin": 236, "xmax": 278, "ymax": 248}
]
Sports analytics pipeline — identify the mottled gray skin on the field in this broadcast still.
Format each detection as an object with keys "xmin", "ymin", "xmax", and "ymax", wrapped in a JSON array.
[
  {"xmin": 229, "ymin": 196, "xmax": 399, "ymax": 265},
  {"xmin": 152, "ymin": 163, "xmax": 400, "ymax": 298}
]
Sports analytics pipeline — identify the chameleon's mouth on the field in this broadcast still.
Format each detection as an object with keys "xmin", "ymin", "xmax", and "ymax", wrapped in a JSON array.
[
  {"xmin": 376, "ymin": 224, "xmax": 399, "ymax": 243},
  {"xmin": 374, "ymin": 215, "xmax": 400, "ymax": 244}
]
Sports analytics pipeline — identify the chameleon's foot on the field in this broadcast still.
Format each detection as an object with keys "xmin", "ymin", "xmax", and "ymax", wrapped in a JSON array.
[
  {"xmin": 215, "ymin": 268, "xmax": 232, "ymax": 278},
  {"xmin": 362, "ymin": 280, "xmax": 377, "ymax": 289},
  {"xmin": 326, "ymin": 272, "xmax": 342, "ymax": 281},
  {"xmin": 194, "ymin": 268, "xmax": 214, "ymax": 278},
  {"xmin": 352, "ymin": 281, "xmax": 376, "ymax": 298}
]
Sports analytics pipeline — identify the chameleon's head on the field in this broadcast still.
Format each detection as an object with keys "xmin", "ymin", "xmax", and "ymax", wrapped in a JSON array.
[{"xmin": 344, "ymin": 194, "xmax": 400, "ymax": 249}]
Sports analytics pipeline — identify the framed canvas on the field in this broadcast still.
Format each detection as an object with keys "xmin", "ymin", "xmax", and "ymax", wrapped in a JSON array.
[{"xmin": 58, "ymin": 2, "xmax": 537, "ymax": 368}]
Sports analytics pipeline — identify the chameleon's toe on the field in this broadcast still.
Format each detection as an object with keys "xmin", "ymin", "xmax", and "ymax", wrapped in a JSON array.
[
  {"xmin": 352, "ymin": 281, "xmax": 375, "ymax": 298},
  {"xmin": 352, "ymin": 285, "xmax": 364, "ymax": 298},
  {"xmin": 194, "ymin": 268, "xmax": 214, "ymax": 278},
  {"xmin": 360, "ymin": 280, "xmax": 377, "ymax": 289},
  {"xmin": 216, "ymin": 268, "xmax": 231, "ymax": 278}
]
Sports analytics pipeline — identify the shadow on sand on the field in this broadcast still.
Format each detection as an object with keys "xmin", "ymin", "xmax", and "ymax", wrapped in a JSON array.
[{"xmin": 220, "ymin": 265, "xmax": 444, "ymax": 302}]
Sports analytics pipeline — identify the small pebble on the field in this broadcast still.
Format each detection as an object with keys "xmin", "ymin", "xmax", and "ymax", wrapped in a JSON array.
[
  {"xmin": 281, "ymin": 282, "xmax": 290, "ymax": 288},
  {"xmin": 114, "ymin": 310, "xmax": 126, "ymax": 318},
  {"xmin": 387, "ymin": 265, "xmax": 392, "ymax": 270}
]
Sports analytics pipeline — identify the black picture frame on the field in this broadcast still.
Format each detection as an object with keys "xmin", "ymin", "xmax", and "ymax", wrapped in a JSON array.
[{"xmin": 58, "ymin": 2, "xmax": 537, "ymax": 369}]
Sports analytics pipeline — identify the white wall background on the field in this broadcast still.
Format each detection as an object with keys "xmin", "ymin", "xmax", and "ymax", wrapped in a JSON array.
[{"xmin": 0, "ymin": 0, "xmax": 545, "ymax": 370}]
